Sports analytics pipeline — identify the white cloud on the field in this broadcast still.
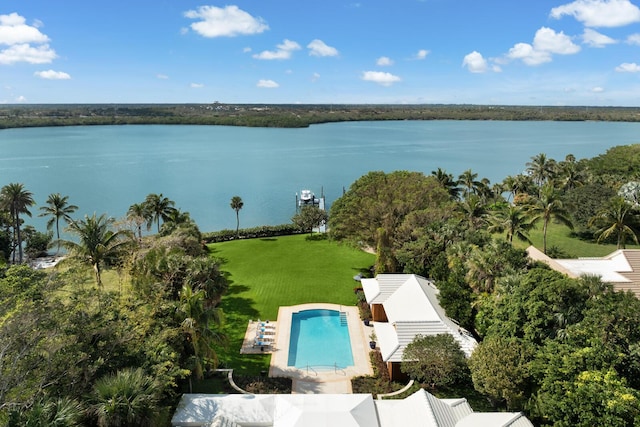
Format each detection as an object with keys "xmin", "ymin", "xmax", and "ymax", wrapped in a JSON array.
[
  {"xmin": 507, "ymin": 43, "xmax": 552, "ymax": 65},
  {"xmin": 550, "ymin": 0, "xmax": 640, "ymax": 28},
  {"xmin": 184, "ymin": 5, "xmax": 268, "ymax": 38},
  {"xmin": 34, "ymin": 69, "xmax": 70, "ymax": 80},
  {"xmin": 462, "ymin": 51, "xmax": 489, "ymax": 72},
  {"xmin": 0, "ymin": 13, "xmax": 57, "ymax": 66},
  {"xmin": 582, "ymin": 28, "xmax": 617, "ymax": 47},
  {"xmin": 253, "ymin": 39, "xmax": 301, "ymax": 60},
  {"xmin": 257, "ymin": 79, "xmax": 279, "ymax": 88},
  {"xmin": 376, "ymin": 56, "xmax": 393, "ymax": 66},
  {"xmin": 311, "ymin": 72, "xmax": 320, "ymax": 82},
  {"xmin": 156, "ymin": 74, "xmax": 169, "ymax": 79},
  {"xmin": 0, "ymin": 43, "xmax": 56, "ymax": 64},
  {"xmin": 616, "ymin": 62, "xmax": 640, "ymax": 72},
  {"xmin": 190, "ymin": 83, "xmax": 204, "ymax": 88},
  {"xmin": 414, "ymin": 49, "xmax": 429, "ymax": 60},
  {"xmin": 505, "ymin": 27, "xmax": 579, "ymax": 66},
  {"xmin": 361, "ymin": 71, "xmax": 401, "ymax": 86},
  {"xmin": 15, "ymin": 95, "xmax": 26, "ymax": 102},
  {"xmin": 0, "ymin": 13, "xmax": 50, "ymax": 45},
  {"xmin": 533, "ymin": 27, "xmax": 580, "ymax": 54},
  {"xmin": 307, "ymin": 39, "xmax": 338, "ymax": 57},
  {"xmin": 626, "ymin": 33, "xmax": 640, "ymax": 45},
  {"xmin": 591, "ymin": 86, "xmax": 604, "ymax": 92}
]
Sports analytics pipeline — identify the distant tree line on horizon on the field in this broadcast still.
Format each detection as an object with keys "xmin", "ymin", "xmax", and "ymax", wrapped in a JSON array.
[{"xmin": 3, "ymin": 103, "xmax": 640, "ymax": 129}]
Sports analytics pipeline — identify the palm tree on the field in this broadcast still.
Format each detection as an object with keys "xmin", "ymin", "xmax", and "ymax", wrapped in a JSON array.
[
  {"xmin": 431, "ymin": 168, "xmax": 460, "ymax": 199},
  {"xmin": 39, "ymin": 193, "xmax": 78, "ymax": 254},
  {"xmin": 527, "ymin": 184, "xmax": 574, "ymax": 254},
  {"xmin": 0, "ymin": 183, "xmax": 35, "ymax": 263},
  {"xmin": 18, "ymin": 397, "xmax": 84, "ymax": 427},
  {"xmin": 126, "ymin": 202, "xmax": 149, "ymax": 241},
  {"xmin": 63, "ymin": 213, "xmax": 130, "ymax": 288},
  {"xmin": 589, "ymin": 196, "xmax": 639, "ymax": 249},
  {"xmin": 458, "ymin": 169, "xmax": 482, "ymax": 198},
  {"xmin": 185, "ymin": 257, "xmax": 229, "ymax": 308},
  {"xmin": 143, "ymin": 193, "xmax": 176, "ymax": 233},
  {"xmin": 526, "ymin": 153, "xmax": 557, "ymax": 187},
  {"xmin": 178, "ymin": 284, "xmax": 226, "ymax": 382},
  {"xmin": 488, "ymin": 204, "xmax": 535, "ymax": 244},
  {"xmin": 458, "ymin": 193, "xmax": 487, "ymax": 229},
  {"xmin": 91, "ymin": 368, "xmax": 159, "ymax": 427},
  {"xmin": 230, "ymin": 196, "xmax": 244, "ymax": 237}
]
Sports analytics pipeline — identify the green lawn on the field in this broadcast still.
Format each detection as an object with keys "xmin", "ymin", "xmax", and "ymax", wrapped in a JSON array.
[
  {"xmin": 209, "ymin": 234, "xmax": 375, "ymax": 375},
  {"xmin": 512, "ymin": 221, "xmax": 639, "ymax": 257}
]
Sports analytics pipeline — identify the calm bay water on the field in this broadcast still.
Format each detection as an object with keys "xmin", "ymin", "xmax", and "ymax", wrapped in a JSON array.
[{"xmin": 1, "ymin": 120, "xmax": 639, "ymax": 233}]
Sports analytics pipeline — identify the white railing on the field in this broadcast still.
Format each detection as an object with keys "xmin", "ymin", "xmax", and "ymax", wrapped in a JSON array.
[{"xmin": 301, "ymin": 363, "xmax": 347, "ymax": 376}]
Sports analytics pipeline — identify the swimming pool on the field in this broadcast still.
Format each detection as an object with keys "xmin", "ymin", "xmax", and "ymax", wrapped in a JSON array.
[{"xmin": 287, "ymin": 309, "xmax": 354, "ymax": 370}]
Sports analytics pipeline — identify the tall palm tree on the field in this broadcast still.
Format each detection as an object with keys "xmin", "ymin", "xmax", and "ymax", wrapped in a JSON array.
[
  {"xmin": 178, "ymin": 284, "xmax": 226, "ymax": 382},
  {"xmin": 39, "ymin": 193, "xmax": 78, "ymax": 254},
  {"xmin": 431, "ymin": 168, "xmax": 460, "ymax": 199},
  {"xmin": 0, "ymin": 183, "xmax": 35, "ymax": 263},
  {"xmin": 488, "ymin": 204, "xmax": 535, "ymax": 244},
  {"xmin": 230, "ymin": 196, "xmax": 244, "ymax": 237},
  {"xmin": 143, "ymin": 193, "xmax": 176, "ymax": 233},
  {"xmin": 589, "ymin": 196, "xmax": 639, "ymax": 249},
  {"xmin": 63, "ymin": 213, "xmax": 130, "ymax": 288},
  {"xmin": 458, "ymin": 193, "xmax": 487, "ymax": 229},
  {"xmin": 526, "ymin": 153, "xmax": 557, "ymax": 187},
  {"xmin": 458, "ymin": 169, "xmax": 482, "ymax": 198},
  {"xmin": 527, "ymin": 184, "xmax": 574, "ymax": 254},
  {"xmin": 126, "ymin": 202, "xmax": 148, "ymax": 242}
]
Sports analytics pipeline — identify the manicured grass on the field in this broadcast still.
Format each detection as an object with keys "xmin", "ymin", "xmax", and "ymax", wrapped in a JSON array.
[
  {"xmin": 209, "ymin": 234, "xmax": 375, "ymax": 374},
  {"xmin": 514, "ymin": 222, "xmax": 639, "ymax": 257}
]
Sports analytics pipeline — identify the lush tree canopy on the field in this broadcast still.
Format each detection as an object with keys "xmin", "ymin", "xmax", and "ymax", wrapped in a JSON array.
[
  {"xmin": 401, "ymin": 334, "xmax": 470, "ymax": 390},
  {"xmin": 329, "ymin": 170, "xmax": 452, "ymax": 273}
]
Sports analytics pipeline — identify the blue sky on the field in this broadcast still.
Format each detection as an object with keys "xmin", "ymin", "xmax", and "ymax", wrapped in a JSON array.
[{"xmin": 3, "ymin": 0, "xmax": 640, "ymax": 105}]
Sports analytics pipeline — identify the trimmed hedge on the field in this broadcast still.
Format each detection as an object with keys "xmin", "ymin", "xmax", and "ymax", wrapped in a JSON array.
[{"xmin": 202, "ymin": 224, "xmax": 302, "ymax": 243}]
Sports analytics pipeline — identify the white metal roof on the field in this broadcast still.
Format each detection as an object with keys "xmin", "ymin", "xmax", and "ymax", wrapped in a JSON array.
[
  {"xmin": 555, "ymin": 250, "xmax": 633, "ymax": 283},
  {"xmin": 172, "ymin": 390, "xmax": 534, "ymax": 427},
  {"xmin": 366, "ymin": 274, "xmax": 478, "ymax": 361},
  {"xmin": 172, "ymin": 394, "xmax": 378, "ymax": 427}
]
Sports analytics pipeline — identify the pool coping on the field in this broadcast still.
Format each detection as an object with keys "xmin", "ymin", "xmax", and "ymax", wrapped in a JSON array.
[{"xmin": 269, "ymin": 303, "xmax": 373, "ymax": 386}]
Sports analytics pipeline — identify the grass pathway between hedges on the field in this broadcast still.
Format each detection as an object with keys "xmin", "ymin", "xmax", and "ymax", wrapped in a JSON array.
[{"xmin": 209, "ymin": 234, "xmax": 375, "ymax": 376}]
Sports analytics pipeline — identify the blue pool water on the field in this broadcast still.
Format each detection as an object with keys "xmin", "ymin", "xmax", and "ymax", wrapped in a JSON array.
[{"xmin": 287, "ymin": 309, "xmax": 354, "ymax": 369}]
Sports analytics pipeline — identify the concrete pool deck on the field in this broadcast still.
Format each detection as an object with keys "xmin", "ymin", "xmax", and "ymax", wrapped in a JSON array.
[{"xmin": 268, "ymin": 303, "xmax": 374, "ymax": 394}]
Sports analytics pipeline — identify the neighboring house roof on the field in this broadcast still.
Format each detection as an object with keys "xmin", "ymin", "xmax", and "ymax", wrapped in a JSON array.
[
  {"xmin": 455, "ymin": 412, "xmax": 535, "ymax": 427},
  {"xmin": 172, "ymin": 390, "xmax": 534, "ymax": 427},
  {"xmin": 376, "ymin": 388, "xmax": 471, "ymax": 427},
  {"xmin": 526, "ymin": 246, "xmax": 640, "ymax": 298},
  {"xmin": 362, "ymin": 274, "xmax": 478, "ymax": 360},
  {"xmin": 171, "ymin": 393, "xmax": 378, "ymax": 427}
]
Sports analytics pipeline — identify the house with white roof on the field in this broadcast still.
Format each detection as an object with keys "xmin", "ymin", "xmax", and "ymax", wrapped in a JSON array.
[
  {"xmin": 171, "ymin": 389, "xmax": 534, "ymax": 427},
  {"xmin": 527, "ymin": 246, "xmax": 640, "ymax": 298},
  {"xmin": 360, "ymin": 274, "xmax": 477, "ymax": 380}
]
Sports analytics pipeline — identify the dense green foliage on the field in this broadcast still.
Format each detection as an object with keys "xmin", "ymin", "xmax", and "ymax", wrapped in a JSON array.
[
  {"xmin": 0, "ymin": 195, "xmax": 229, "ymax": 425},
  {"xmin": 330, "ymin": 170, "xmax": 453, "ymax": 273},
  {"xmin": 401, "ymin": 334, "xmax": 470, "ymax": 390}
]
